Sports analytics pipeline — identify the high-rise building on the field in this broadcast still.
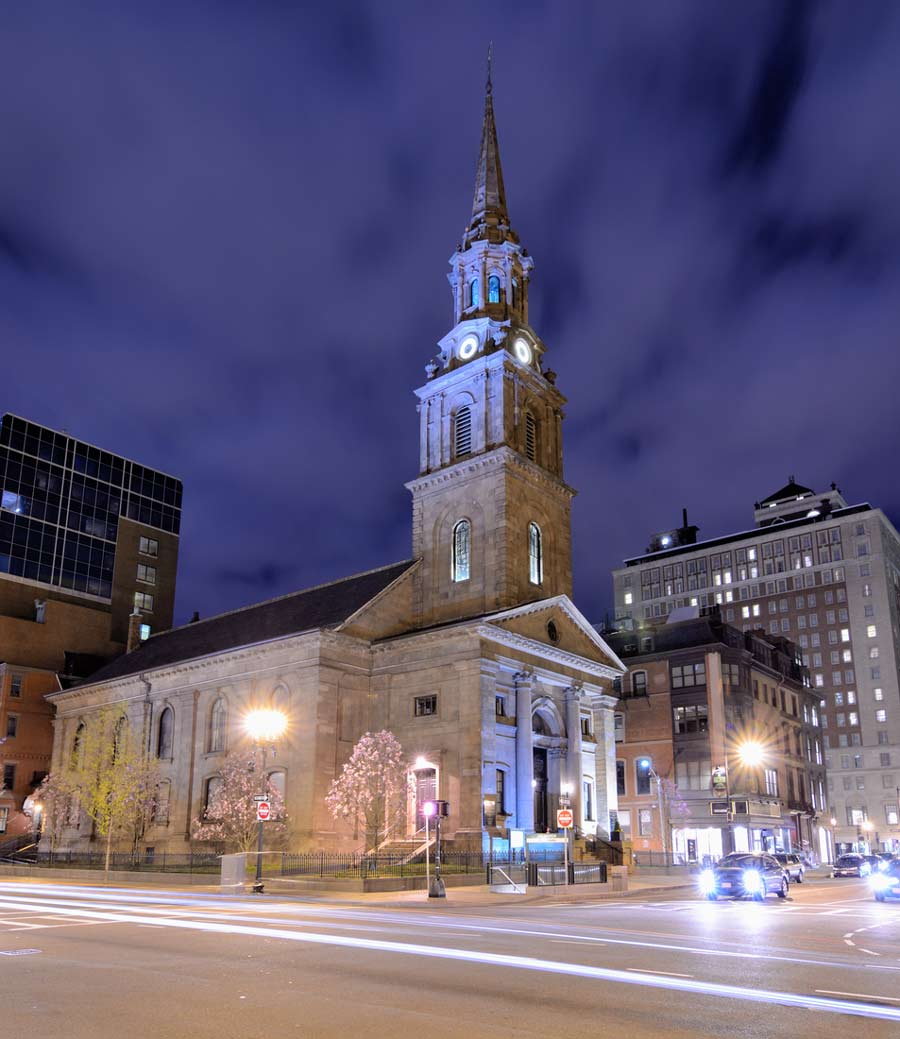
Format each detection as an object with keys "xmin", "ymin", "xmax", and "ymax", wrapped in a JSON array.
[
  {"xmin": 612, "ymin": 478, "xmax": 900, "ymax": 855},
  {"xmin": 0, "ymin": 413, "xmax": 182, "ymax": 835}
]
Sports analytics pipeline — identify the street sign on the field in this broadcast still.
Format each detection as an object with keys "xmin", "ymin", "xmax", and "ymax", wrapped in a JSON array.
[
  {"xmin": 253, "ymin": 795, "xmax": 268, "ymax": 802},
  {"xmin": 711, "ymin": 766, "xmax": 728, "ymax": 795},
  {"xmin": 557, "ymin": 808, "xmax": 574, "ymax": 829},
  {"xmin": 256, "ymin": 801, "xmax": 271, "ymax": 821}
]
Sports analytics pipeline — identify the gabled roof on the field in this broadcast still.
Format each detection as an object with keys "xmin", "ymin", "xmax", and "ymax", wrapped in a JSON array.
[
  {"xmin": 65, "ymin": 560, "xmax": 416, "ymax": 690},
  {"xmin": 759, "ymin": 477, "xmax": 816, "ymax": 506}
]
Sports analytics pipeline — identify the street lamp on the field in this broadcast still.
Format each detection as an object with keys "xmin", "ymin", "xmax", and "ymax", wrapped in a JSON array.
[
  {"xmin": 244, "ymin": 708, "xmax": 287, "ymax": 893},
  {"xmin": 715, "ymin": 739, "xmax": 766, "ymax": 855}
]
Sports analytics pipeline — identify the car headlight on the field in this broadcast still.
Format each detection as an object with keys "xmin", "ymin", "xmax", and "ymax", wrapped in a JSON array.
[
  {"xmin": 870, "ymin": 873, "xmax": 891, "ymax": 891},
  {"xmin": 698, "ymin": 869, "xmax": 716, "ymax": 894},
  {"xmin": 742, "ymin": 869, "xmax": 763, "ymax": 892}
]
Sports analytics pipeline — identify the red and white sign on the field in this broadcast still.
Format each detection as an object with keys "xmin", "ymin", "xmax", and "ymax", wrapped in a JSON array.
[
  {"xmin": 256, "ymin": 801, "xmax": 271, "ymax": 821},
  {"xmin": 557, "ymin": 808, "xmax": 574, "ymax": 829}
]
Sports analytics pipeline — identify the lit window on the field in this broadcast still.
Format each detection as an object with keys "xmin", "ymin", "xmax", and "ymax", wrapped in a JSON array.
[
  {"xmin": 867, "ymin": 625, "xmax": 877, "ymax": 638},
  {"xmin": 454, "ymin": 405, "xmax": 472, "ymax": 457},
  {"xmin": 876, "ymin": 709, "xmax": 887, "ymax": 723},
  {"xmin": 139, "ymin": 536, "xmax": 159, "ymax": 557},
  {"xmin": 137, "ymin": 563, "xmax": 157, "ymax": 585},
  {"xmin": 133, "ymin": 591, "xmax": 154, "ymax": 612},
  {"xmin": 488, "ymin": 275, "xmax": 501, "ymax": 303},
  {"xmin": 528, "ymin": 522, "xmax": 543, "ymax": 585},
  {"xmin": 469, "ymin": 278, "xmax": 479, "ymax": 308},
  {"xmin": 874, "ymin": 688, "xmax": 884, "ymax": 701},
  {"xmin": 1, "ymin": 490, "xmax": 27, "ymax": 514},
  {"xmin": 624, "ymin": 591, "xmax": 633, "ymax": 605},
  {"xmin": 452, "ymin": 519, "xmax": 471, "ymax": 583},
  {"xmin": 840, "ymin": 629, "xmax": 850, "ymax": 642}
]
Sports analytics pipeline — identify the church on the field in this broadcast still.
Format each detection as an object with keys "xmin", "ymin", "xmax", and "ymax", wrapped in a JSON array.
[{"xmin": 46, "ymin": 72, "xmax": 626, "ymax": 854}]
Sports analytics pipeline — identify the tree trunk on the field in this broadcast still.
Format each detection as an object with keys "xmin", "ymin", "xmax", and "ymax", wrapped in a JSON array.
[{"xmin": 104, "ymin": 827, "xmax": 113, "ymax": 881}]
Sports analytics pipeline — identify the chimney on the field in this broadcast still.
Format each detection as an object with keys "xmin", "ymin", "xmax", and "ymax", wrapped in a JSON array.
[
  {"xmin": 127, "ymin": 609, "xmax": 144, "ymax": 653},
  {"xmin": 190, "ymin": 611, "xmax": 200, "ymax": 624},
  {"xmin": 682, "ymin": 508, "xmax": 689, "ymax": 529}
]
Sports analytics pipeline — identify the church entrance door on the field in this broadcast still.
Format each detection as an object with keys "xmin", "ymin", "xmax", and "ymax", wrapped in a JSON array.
[{"xmin": 533, "ymin": 748, "xmax": 548, "ymax": 833}]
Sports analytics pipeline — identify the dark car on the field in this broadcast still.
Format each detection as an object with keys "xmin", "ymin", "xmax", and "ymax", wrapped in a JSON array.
[
  {"xmin": 774, "ymin": 853, "xmax": 805, "ymax": 883},
  {"xmin": 871, "ymin": 860, "xmax": 900, "ymax": 902},
  {"xmin": 833, "ymin": 854, "xmax": 871, "ymax": 877},
  {"xmin": 699, "ymin": 853, "xmax": 789, "ymax": 901}
]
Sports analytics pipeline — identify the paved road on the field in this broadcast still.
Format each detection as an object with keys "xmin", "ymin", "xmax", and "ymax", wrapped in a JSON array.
[{"xmin": 1, "ymin": 875, "xmax": 899, "ymax": 1038}]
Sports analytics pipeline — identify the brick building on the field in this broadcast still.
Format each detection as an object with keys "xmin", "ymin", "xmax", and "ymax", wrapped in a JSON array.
[{"xmin": 608, "ymin": 612, "xmax": 829, "ymax": 864}]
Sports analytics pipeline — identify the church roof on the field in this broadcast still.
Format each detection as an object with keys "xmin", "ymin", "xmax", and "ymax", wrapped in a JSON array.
[
  {"xmin": 759, "ymin": 477, "xmax": 816, "ymax": 506},
  {"xmin": 68, "ymin": 560, "xmax": 416, "ymax": 689}
]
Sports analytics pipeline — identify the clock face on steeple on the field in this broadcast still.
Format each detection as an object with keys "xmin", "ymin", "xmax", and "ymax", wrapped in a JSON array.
[
  {"xmin": 458, "ymin": 334, "xmax": 479, "ymax": 361},
  {"xmin": 513, "ymin": 337, "xmax": 533, "ymax": 366}
]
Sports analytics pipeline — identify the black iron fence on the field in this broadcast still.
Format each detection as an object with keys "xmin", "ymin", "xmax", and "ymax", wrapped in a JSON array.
[
  {"xmin": 632, "ymin": 851, "xmax": 690, "ymax": 868},
  {"xmin": 4, "ymin": 849, "xmax": 221, "ymax": 873},
  {"xmin": 278, "ymin": 848, "xmax": 572, "ymax": 879}
]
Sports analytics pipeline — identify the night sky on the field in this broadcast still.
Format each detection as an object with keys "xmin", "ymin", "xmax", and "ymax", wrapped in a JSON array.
[{"xmin": 4, "ymin": 2, "xmax": 900, "ymax": 629}]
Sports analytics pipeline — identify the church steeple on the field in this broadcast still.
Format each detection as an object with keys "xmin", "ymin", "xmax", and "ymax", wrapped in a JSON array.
[
  {"xmin": 406, "ymin": 57, "xmax": 575, "ymax": 628},
  {"xmin": 468, "ymin": 50, "xmax": 510, "ymax": 242}
]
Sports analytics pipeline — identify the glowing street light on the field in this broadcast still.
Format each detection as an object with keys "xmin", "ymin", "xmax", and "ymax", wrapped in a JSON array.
[
  {"xmin": 735, "ymin": 741, "xmax": 765, "ymax": 768},
  {"xmin": 244, "ymin": 707, "xmax": 287, "ymax": 893}
]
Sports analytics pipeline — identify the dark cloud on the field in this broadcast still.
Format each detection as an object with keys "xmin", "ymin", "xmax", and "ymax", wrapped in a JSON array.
[{"xmin": 2, "ymin": 1, "xmax": 900, "ymax": 628}]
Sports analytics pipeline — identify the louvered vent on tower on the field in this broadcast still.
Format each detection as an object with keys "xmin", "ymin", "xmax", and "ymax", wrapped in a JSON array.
[
  {"xmin": 525, "ymin": 412, "xmax": 536, "ymax": 462},
  {"xmin": 455, "ymin": 405, "xmax": 472, "ymax": 457}
]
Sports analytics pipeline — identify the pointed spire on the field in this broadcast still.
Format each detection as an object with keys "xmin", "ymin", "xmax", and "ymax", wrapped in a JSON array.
[{"xmin": 470, "ymin": 43, "xmax": 509, "ymax": 231}]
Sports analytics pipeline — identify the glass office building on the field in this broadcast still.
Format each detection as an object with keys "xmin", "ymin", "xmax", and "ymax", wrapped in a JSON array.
[{"xmin": 0, "ymin": 414, "xmax": 181, "ymax": 600}]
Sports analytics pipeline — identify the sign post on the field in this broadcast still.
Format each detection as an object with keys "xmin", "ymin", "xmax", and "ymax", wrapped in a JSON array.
[{"xmin": 557, "ymin": 808, "xmax": 574, "ymax": 883}]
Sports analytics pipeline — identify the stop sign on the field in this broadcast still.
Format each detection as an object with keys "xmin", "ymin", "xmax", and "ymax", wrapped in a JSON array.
[
  {"xmin": 557, "ymin": 808, "xmax": 574, "ymax": 829},
  {"xmin": 256, "ymin": 801, "xmax": 271, "ymax": 821}
]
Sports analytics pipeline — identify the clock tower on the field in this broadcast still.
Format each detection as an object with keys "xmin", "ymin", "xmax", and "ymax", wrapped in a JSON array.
[{"xmin": 407, "ymin": 68, "xmax": 574, "ymax": 628}]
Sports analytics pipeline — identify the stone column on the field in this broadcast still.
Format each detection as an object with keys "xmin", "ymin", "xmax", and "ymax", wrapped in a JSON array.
[
  {"xmin": 515, "ymin": 672, "xmax": 535, "ymax": 833},
  {"xmin": 565, "ymin": 686, "xmax": 583, "ymax": 826},
  {"xmin": 592, "ymin": 694, "xmax": 619, "ymax": 839}
]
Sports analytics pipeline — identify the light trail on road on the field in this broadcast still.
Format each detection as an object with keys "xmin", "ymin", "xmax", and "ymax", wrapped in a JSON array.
[{"xmin": 1, "ymin": 891, "xmax": 900, "ymax": 1024}]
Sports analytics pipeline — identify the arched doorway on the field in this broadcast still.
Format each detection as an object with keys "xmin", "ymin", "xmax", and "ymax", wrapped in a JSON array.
[{"xmin": 532, "ymin": 711, "xmax": 555, "ymax": 833}]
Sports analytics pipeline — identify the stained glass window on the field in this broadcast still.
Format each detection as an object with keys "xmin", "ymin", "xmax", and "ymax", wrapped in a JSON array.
[
  {"xmin": 488, "ymin": 275, "xmax": 500, "ymax": 303},
  {"xmin": 452, "ymin": 519, "xmax": 471, "ymax": 582}
]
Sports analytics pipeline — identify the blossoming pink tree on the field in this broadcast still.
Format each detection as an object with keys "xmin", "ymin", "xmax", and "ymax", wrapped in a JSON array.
[
  {"xmin": 325, "ymin": 730, "xmax": 411, "ymax": 851},
  {"xmin": 192, "ymin": 753, "xmax": 287, "ymax": 853}
]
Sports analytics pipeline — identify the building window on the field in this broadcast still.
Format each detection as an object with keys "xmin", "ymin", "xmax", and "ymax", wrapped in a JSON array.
[
  {"xmin": 157, "ymin": 707, "xmax": 174, "ymax": 759},
  {"xmin": 671, "ymin": 662, "xmax": 706, "ymax": 688},
  {"xmin": 764, "ymin": 769, "xmax": 778, "ymax": 796},
  {"xmin": 207, "ymin": 699, "xmax": 226, "ymax": 753},
  {"xmin": 876, "ymin": 709, "xmax": 887, "ymax": 723},
  {"xmin": 614, "ymin": 713, "xmax": 625, "ymax": 742},
  {"xmin": 638, "ymin": 808, "xmax": 653, "ymax": 835},
  {"xmin": 202, "ymin": 775, "xmax": 222, "ymax": 816},
  {"xmin": 528, "ymin": 522, "xmax": 543, "ymax": 585},
  {"xmin": 0, "ymin": 807, "xmax": 7, "ymax": 833},
  {"xmin": 9, "ymin": 674, "xmax": 22, "ymax": 698},
  {"xmin": 454, "ymin": 405, "xmax": 472, "ymax": 458},
  {"xmin": 134, "ymin": 591, "xmax": 154, "ymax": 612},
  {"xmin": 631, "ymin": 671, "xmax": 648, "ymax": 696},
  {"xmin": 583, "ymin": 780, "xmax": 594, "ymax": 821},
  {"xmin": 2, "ymin": 763, "xmax": 15, "ymax": 792},
  {"xmin": 488, "ymin": 274, "xmax": 501, "ymax": 304},
  {"xmin": 581, "ymin": 715, "xmax": 592, "ymax": 737},
  {"xmin": 414, "ymin": 695, "xmax": 437, "ymax": 717},
  {"xmin": 673, "ymin": 704, "xmax": 709, "ymax": 734},
  {"xmin": 616, "ymin": 761, "xmax": 626, "ymax": 796},
  {"xmin": 495, "ymin": 695, "xmax": 506, "ymax": 717},
  {"xmin": 137, "ymin": 563, "xmax": 157, "ymax": 585},
  {"xmin": 452, "ymin": 519, "xmax": 471, "ymax": 582},
  {"xmin": 139, "ymin": 536, "xmax": 159, "ymax": 557},
  {"xmin": 5, "ymin": 716, "xmax": 17, "ymax": 739},
  {"xmin": 635, "ymin": 761, "xmax": 652, "ymax": 796},
  {"xmin": 524, "ymin": 412, "xmax": 539, "ymax": 463}
]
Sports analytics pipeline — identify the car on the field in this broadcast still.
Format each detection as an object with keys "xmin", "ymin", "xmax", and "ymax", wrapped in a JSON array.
[
  {"xmin": 698, "ymin": 853, "xmax": 789, "ymax": 901},
  {"xmin": 870, "ymin": 860, "xmax": 900, "ymax": 902},
  {"xmin": 833, "ymin": 853, "xmax": 871, "ymax": 877},
  {"xmin": 774, "ymin": 853, "xmax": 805, "ymax": 883}
]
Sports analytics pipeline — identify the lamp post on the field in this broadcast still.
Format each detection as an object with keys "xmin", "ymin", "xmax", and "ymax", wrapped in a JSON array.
[
  {"xmin": 244, "ymin": 708, "xmax": 287, "ymax": 894},
  {"xmin": 861, "ymin": 818, "xmax": 874, "ymax": 855},
  {"xmin": 715, "ymin": 740, "xmax": 764, "ymax": 855},
  {"xmin": 423, "ymin": 800, "xmax": 436, "ymax": 899}
]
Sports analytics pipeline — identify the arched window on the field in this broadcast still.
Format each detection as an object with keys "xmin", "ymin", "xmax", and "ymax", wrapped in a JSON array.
[
  {"xmin": 525, "ymin": 412, "xmax": 537, "ymax": 462},
  {"xmin": 488, "ymin": 274, "xmax": 501, "ymax": 303},
  {"xmin": 267, "ymin": 771, "xmax": 286, "ymax": 800},
  {"xmin": 469, "ymin": 278, "xmax": 479, "ymax": 308},
  {"xmin": 157, "ymin": 706, "xmax": 174, "ymax": 759},
  {"xmin": 454, "ymin": 405, "xmax": 472, "ymax": 458},
  {"xmin": 452, "ymin": 519, "xmax": 471, "ymax": 582},
  {"xmin": 528, "ymin": 522, "xmax": 543, "ymax": 585},
  {"xmin": 203, "ymin": 775, "xmax": 222, "ymax": 817},
  {"xmin": 208, "ymin": 699, "xmax": 226, "ymax": 753},
  {"xmin": 511, "ymin": 280, "xmax": 518, "ymax": 308}
]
